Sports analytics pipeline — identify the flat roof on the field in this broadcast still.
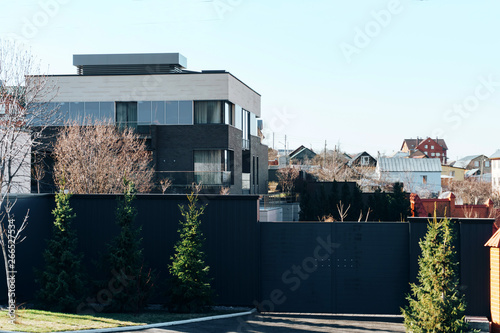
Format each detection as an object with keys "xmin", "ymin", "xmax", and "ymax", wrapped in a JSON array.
[{"xmin": 73, "ymin": 53, "xmax": 187, "ymax": 68}]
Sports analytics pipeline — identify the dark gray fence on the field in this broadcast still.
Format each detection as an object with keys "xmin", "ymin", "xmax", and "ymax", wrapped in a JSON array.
[
  {"xmin": 261, "ymin": 218, "xmax": 493, "ymax": 316},
  {"xmin": 1, "ymin": 193, "xmax": 260, "ymax": 307},
  {"xmin": 0, "ymin": 195, "xmax": 493, "ymax": 316}
]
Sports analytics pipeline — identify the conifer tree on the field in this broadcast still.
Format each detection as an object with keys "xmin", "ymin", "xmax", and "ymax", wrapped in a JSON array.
[
  {"xmin": 37, "ymin": 188, "xmax": 85, "ymax": 312},
  {"xmin": 168, "ymin": 192, "xmax": 213, "ymax": 313},
  {"xmin": 102, "ymin": 178, "xmax": 153, "ymax": 312},
  {"xmin": 402, "ymin": 214, "xmax": 470, "ymax": 332}
]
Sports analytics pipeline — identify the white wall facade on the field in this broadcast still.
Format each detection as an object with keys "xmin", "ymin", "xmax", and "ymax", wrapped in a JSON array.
[
  {"xmin": 44, "ymin": 73, "xmax": 261, "ymax": 117},
  {"xmin": 0, "ymin": 131, "xmax": 31, "ymax": 194},
  {"xmin": 378, "ymin": 170, "xmax": 442, "ymax": 196},
  {"xmin": 492, "ymin": 159, "xmax": 500, "ymax": 193}
]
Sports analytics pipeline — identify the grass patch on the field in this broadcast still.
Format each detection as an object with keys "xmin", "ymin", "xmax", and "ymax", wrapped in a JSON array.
[{"xmin": 0, "ymin": 308, "xmax": 238, "ymax": 332}]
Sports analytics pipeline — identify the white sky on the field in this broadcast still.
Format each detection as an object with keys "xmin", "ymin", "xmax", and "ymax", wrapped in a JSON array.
[{"xmin": 1, "ymin": 0, "xmax": 499, "ymax": 161}]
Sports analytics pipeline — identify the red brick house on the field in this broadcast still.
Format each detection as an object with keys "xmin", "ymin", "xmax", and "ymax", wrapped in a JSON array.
[{"xmin": 401, "ymin": 137, "xmax": 448, "ymax": 164}]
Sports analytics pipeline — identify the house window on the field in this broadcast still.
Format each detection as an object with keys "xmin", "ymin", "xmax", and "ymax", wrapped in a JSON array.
[
  {"xmin": 361, "ymin": 156, "xmax": 370, "ymax": 166},
  {"xmin": 425, "ymin": 145, "xmax": 428, "ymax": 149},
  {"xmin": 422, "ymin": 175, "xmax": 427, "ymax": 184},
  {"xmin": 431, "ymin": 153, "xmax": 435, "ymax": 157},
  {"xmin": 431, "ymin": 145, "xmax": 434, "ymax": 149},
  {"xmin": 436, "ymin": 153, "xmax": 441, "ymax": 157},
  {"xmin": 242, "ymin": 109, "xmax": 250, "ymax": 150},
  {"xmin": 474, "ymin": 161, "xmax": 480, "ymax": 167},
  {"xmin": 449, "ymin": 171, "xmax": 455, "ymax": 177},
  {"xmin": 424, "ymin": 151, "xmax": 428, "ymax": 155},
  {"xmin": 194, "ymin": 150, "xmax": 233, "ymax": 185},
  {"xmin": 194, "ymin": 101, "xmax": 233, "ymax": 125},
  {"xmin": 116, "ymin": 102, "xmax": 137, "ymax": 129},
  {"xmin": 485, "ymin": 161, "xmax": 490, "ymax": 168}
]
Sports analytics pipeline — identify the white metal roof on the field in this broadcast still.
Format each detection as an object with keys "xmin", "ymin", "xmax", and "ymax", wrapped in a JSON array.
[
  {"xmin": 490, "ymin": 149, "xmax": 500, "ymax": 159},
  {"xmin": 377, "ymin": 157, "xmax": 442, "ymax": 172}
]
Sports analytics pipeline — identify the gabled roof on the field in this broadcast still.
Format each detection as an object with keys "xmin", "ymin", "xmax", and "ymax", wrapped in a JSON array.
[
  {"xmin": 485, "ymin": 228, "xmax": 500, "ymax": 247},
  {"xmin": 490, "ymin": 149, "xmax": 500, "ymax": 160},
  {"xmin": 289, "ymin": 145, "xmax": 316, "ymax": 160},
  {"xmin": 377, "ymin": 157, "xmax": 442, "ymax": 172},
  {"xmin": 409, "ymin": 150, "xmax": 427, "ymax": 158},
  {"xmin": 452, "ymin": 155, "xmax": 483, "ymax": 169},
  {"xmin": 348, "ymin": 151, "xmax": 376, "ymax": 166},
  {"xmin": 391, "ymin": 151, "xmax": 410, "ymax": 158},
  {"xmin": 402, "ymin": 138, "xmax": 448, "ymax": 150}
]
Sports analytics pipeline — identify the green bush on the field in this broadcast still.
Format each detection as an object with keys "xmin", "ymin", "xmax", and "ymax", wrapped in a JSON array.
[
  {"xmin": 168, "ymin": 193, "xmax": 213, "ymax": 313},
  {"xmin": 37, "ymin": 189, "xmax": 86, "ymax": 312},
  {"xmin": 402, "ymin": 215, "xmax": 470, "ymax": 332}
]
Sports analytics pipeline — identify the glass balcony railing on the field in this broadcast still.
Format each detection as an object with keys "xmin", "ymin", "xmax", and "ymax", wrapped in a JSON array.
[{"xmin": 157, "ymin": 171, "xmax": 232, "ymax": 187}]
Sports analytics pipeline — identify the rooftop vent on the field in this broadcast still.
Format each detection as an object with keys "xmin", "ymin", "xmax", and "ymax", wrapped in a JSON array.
[{"xmin": 73, "ymin": 53, "xmax": 187, "ymax": 75}]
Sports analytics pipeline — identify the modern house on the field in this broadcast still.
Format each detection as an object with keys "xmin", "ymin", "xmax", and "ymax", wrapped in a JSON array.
[
  {"xmin": 376, "ymin": 157, "xmax": 442, "ymax": 197},
  {"xmin": 32, "ymin": 53, "xmax": 268, "ymax": 194},
  {"xmin": 401, "ymin": 137, "xmax": 448, "ymax": 164}
]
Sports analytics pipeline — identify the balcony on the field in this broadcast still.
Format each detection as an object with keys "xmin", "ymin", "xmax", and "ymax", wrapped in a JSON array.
[{"xmin": 157, "ymin": 171, "xmax": 232, "ymax": 192}]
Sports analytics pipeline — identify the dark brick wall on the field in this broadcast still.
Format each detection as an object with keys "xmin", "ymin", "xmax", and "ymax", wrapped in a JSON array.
[{"xmin": 35, "ymin": 124, "xmax": 269, "ymax": 194}]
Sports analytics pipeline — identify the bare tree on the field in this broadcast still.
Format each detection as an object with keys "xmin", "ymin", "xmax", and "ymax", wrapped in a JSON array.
[
  {"xmin": 52, "ymin": 119, "xmax": 154, "ymax": 194},
  {"xmin": 219, "ymin": 186, "xmax": 230, "ymax": 195},
  {"xmin": 309, "ymin": 150, "xmax": 355, "ymax": 182},
  {"xmin": 268, "ymin": 148, "xmax": 278, "ymax": 161},
  {"xmin": 337, "ymin": 201, "xmax": 350, "ymax": 222},
  {"xmin": 449, "ymin": 179, "xmax": 491, "ymax": 205},
  {"xmin": 277, "ymin": 166, "xmax": 299, "ymax": 194},
  {"xmin": 0, "ymin": 39, "xmax": 58, "ymax": 322},
  {"xmin": 159, "ymin": 178, "xmax": 172, "ymax": 194},
  {"xmin": 31, "ymin": 153, "xmax": 45, "ymax": 194}
]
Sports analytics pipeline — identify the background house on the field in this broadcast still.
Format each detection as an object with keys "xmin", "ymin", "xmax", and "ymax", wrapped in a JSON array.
[
  {"xmin": 348, "ymin": 151, "xmax": 377, "ymax": 167},
  {"xmin": 289, "ymin": 145, "xmax": 316, "ymax": 164},
  {"xmin": 451, "ymin": 154, "xmax": 491, "ymax": 182},
  {"xmin": 401, "ymin": 137, "xmax": 448, "ymax": 164},
  {"xmin": 491, "ymin": 150, "xmax": 500, "ymax": 193},
  {"xmin": 32, "ymin": 53, "xmax": 268, "ymax": 194},
  {"xmin": 376, "ymin": 157, "xmax": 442, "ymax": 197}
]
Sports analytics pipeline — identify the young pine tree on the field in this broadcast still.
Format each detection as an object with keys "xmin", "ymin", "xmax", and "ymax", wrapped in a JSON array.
[
  {"xmin": 168, "ymin": 192, "xmax": 213, "ymax": 313},
  {"xmin": 402, "ymin": 214, "xmax": 470, "ymax": 333},
  {"xmin": 37, "ymin": 188, "xmax": 86, "ymax": 312},
  {"xmin": 102, "ymin": 178, "xmax": 154, "ymax": 312}
]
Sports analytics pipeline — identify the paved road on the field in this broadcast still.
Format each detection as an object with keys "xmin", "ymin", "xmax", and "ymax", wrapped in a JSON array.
[{"xmin": 131, "ymin": 313, "xmax": 406, "ymax": 333}]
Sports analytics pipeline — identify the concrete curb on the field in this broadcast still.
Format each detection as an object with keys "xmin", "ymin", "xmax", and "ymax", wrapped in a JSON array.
[{"xmin": 0, "ymin": 308, "xmax": 256, "ymax": 333}]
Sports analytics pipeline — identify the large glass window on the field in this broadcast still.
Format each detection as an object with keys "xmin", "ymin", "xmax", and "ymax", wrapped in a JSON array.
[
  {"xmin": 235, "ymin": 105, "xmax": 242, "ymax": 130},
  {"xmin": 194, "ymin": 101, "xmax": 223, "ymax": 124},
  {"xmin": 194, "ymin": 101, "xmax": 233, "ymax": 125},
  {"xmin": 179, "ymin": 101, "xmax": 193, "ymax": 124},
  {"xmin": 166, "ymin": 101, "xmax": 179, "ymax": 124},
  {"xmin": 116, "ymin": 102, "xmax": 137, "ymax": 129},
  {"xmin": 100, "ymin": 102, "xmax": 114, "ymax": 121},
  {"xmin": 57, "ymin": 102, "xmax": 69, "ymax": 125},
  {"xmin": 242, "ymin": 109, "xmax": 250, "ymax": 150},
  {"xmin": 152, "ymin": 101, "xmax": 165, "ymax": 124},
  {"xmin": 224, "ymin": 102, "xmax": 233, "ymax": 125},
  {"xmin": 194, "ymin": 149, "xmax": 232, "ymax": 185},
  {"xmin": 138, "ymin": 101, "xmax": 152, "ymax": 125},
  {"xmin": 84, "ymin": 102, "xmax": 99, "ymax": 123},
  {"xmin": 69, "ymin": 102, "xmax": 84, "ymax": 123}
]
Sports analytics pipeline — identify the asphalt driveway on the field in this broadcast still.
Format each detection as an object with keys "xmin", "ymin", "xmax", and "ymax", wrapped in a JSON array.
[{"xmin": 130, "ymin": 313, "xmax": 405, "ymax": 333}]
